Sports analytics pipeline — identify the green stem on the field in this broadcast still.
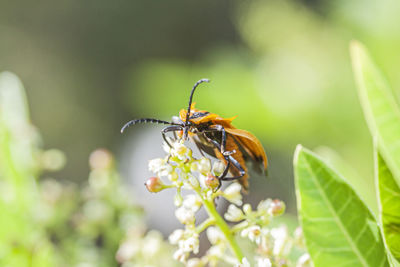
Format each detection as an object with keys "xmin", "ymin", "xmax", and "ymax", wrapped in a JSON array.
[
  {"xmin": 231, "ymin": 221, "xmax": 249, "ymax": 234},
  {"xmin": 201, "ymin": 196, "xmax": 244, "ymax": 262},
  {"xmin": 196, "ymin": 217, "xmax": 215, "ymax": 233}
]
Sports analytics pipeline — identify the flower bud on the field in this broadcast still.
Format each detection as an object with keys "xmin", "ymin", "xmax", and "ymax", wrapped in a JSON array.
[
  {"xmin": 204, "ymin": 173, "xmax": 220, "ymax": 191},
  {"xmin": 145, "ymin": 177, "xmax": 165, "ymax": 193},
  {"xmin": 268, "ymin": 199, "xmax": 285, "ymax": 216},
  {"xmin": 223, "ymin": 183, "xmax": 243, "ymax": 205},
  {"xmin": 169, "ymin": 229, "xmax": 184, "ymax": 244},
  {"xmin": 183, "ymin": 194, "xmax": 202, "ymax": 212},
  {"xmin": 224, "ymin": 204, "xmax": 244, "ymax": 222},
  {"xmin": 188, "ymin": 175, "xmax": 200, "ymax": 188},
  {"xmin": 190, "ymin": 162, "xmax": 199, "ymax": 172},
  {"xmin": 198, "ymin": 158, "xmax": 211, "ymax": 173},
  {"xmin": 212, "ymin": 161, "xmax": 225, "ymax": 176},
  {"xmin": 243, "ymin": 204, "xmax": 252, "ymax": 215},
  {"xmin": 175, "ymin": 206, "xmax": 195, "ymax": 225},
  {"xmin": 207, "ymin": 227, "xmax": 224, "ymax": 245}
]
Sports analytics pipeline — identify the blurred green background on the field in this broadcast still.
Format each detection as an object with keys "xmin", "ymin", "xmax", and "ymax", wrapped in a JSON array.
[{"xmin": 1, "ymin": 0, "xmax": 400, "ymax": 265}]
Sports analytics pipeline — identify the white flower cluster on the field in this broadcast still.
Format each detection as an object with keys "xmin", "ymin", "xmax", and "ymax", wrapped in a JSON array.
[
  {"xmin": 146, "ymin": 140, "xmax": 311, "ymax": 267},
  {"xmin": 116, "ymin": 228, "xmax": 178, "ymax": 267},
  {"xmin": 224, "ymin": 199, "xmax": 311, "ymax": 266},
  {"xmin": 169, "ymin": 228, "xmax": 200, "ymax": 263}
]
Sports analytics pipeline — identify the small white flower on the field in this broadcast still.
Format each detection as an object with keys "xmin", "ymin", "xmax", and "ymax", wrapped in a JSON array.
[
  {"xmin": 198, "ymin": 158, "xmax": 211, "ymax": 173},
  {"xmin": 181, "ymin": 236, "xmax": 199, "ymax": 254},
  {"xmin": 148, "ymin": 158, "xmax": 165, "ymax": 173},
  {"xmin": 148, "ymin": 158, "xmax": 172, "ymax": 177},
  {"xmin": 257, "ymin": 257, "xmax": 272, "ymax": 267},
  {"xmin": 271, "ymin": 226, "xmax": 289, "ymax": 256},
  {"xmin": 222, "ymin": 183, "xmax": 243, "ymax": 205},
  {"xmin": 206, "ymin": 227, "xmax": 224, "ymax": 245},
  {"xmin": 173, "ymin": 248, "xmax": 188, "ymax": 263},
  {"xmin": 183, "ymin": 194, "xmax": 202, "ymax": 213},
  {"xmin": 235, "ymin": 257, "xmax": 250, "ymax": 267},
  {"xmin": 224, "ymin": 204, "xmax": 244, "ymax": 222},
  {"xmin": 168, "ymin": 229, "xmax": 184, "ymax": 244},
  {"xmin": 241, "ymin": 225, "xmax": 262, "ymax": 244},
  {"xmin": 171, "ymin": 141, "xmax": 189, "ymax": 160},
  {"xmin": 175, "ymin": 206, "xmax": 195, "ymax": 225}
]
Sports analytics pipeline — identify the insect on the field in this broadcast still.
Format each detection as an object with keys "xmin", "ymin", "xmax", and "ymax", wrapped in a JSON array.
[{"xmin": 121, "ymin": 79, "xmax": 268, "ymax": 190}]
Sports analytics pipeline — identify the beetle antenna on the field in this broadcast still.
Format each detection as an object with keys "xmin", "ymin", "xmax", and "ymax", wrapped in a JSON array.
[
  {"xmin": 121, "ymin": 118, "xmax": 176, "ymax": 133},
  {"xmin": 185, "ymin": 78, "xmax": 210, "ymax": 125}
]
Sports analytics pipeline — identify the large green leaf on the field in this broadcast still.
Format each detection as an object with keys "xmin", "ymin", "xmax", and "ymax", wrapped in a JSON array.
[
  {"xmin": 294, "ymin": 145, "xmax": 388, "ymax": 267},
  {"xmin": 350, "ymin": 41, "xmax": 400, "ymax": 186},
  {"xmin": 376, "ymin": 149, "xmax": 400, "ymax": 265}
]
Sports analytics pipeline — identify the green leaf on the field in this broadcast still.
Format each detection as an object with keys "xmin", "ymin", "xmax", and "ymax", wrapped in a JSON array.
[
  {"xmin": 376, "ymin": 149, "xmax": 400, "ymax": 265},
  {"xmin": 350, "ymin": 41, "xmax": 400, "ymax": 186},
  {"xmin": 294, "ymin": 145, "xmax": 388, "ymax": 267}
]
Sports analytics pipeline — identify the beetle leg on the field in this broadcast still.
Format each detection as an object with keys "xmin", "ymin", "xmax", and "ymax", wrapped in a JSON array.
[
  {"xmin": 205, "ymin": 139, "xmax": 230, "ymax": 178},
  {"xmin": 207, "ymin": 139, "xmax": 245, "ymax": 181},
  {"xmin": 219, "ymin": 155, "xmax": 245, "ymax": 181},
  {"xmin": 161, "ymin": 125, "xmax": 183, "ymax": 147},
  {"xmin": 206, "ymin": 125, "xmax": 227, "ymax": 154},
  {"xmin": 216, "ymin": 125, "xmax": 227, "ymax": 154}
]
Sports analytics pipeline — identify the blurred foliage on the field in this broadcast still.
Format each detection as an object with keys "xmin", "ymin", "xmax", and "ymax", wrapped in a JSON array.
[{"xmin": 0, "ymin": 72, "xmax": 178, "ymax": 266}]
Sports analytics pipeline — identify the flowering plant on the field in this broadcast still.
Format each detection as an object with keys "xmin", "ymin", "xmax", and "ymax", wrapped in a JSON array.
[{"xmin": 145, "ymin": 139, "xmax": 309, "ymax": 267}]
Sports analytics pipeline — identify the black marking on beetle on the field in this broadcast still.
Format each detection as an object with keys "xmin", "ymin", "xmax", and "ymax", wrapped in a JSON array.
[{"xmin": 189, "ymin": 112, "xmax": 210, "ymax": 119}]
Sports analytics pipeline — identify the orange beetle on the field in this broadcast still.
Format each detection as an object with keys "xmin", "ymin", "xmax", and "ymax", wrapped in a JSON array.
[{"xmin": 121, "ymin": 79, "xmax": 268, "ymax": 190}]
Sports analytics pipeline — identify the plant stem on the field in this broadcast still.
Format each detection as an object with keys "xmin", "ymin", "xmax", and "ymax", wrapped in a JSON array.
[
  {"xmin": 196, "ymin": 218, "xmax": 215, "ymax": 233},
  {"xmin": 201, "ymin": 196, "xmax": 244, "ymax": 262},
  {"xmin": 231, "ymin": 221, "xmax": 249, "ymax": 234}
]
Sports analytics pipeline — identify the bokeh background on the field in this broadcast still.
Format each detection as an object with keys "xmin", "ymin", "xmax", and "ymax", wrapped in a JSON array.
[{"xmin": 1, "ymin": 0, "xmax": 400, "ymax": 265}]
